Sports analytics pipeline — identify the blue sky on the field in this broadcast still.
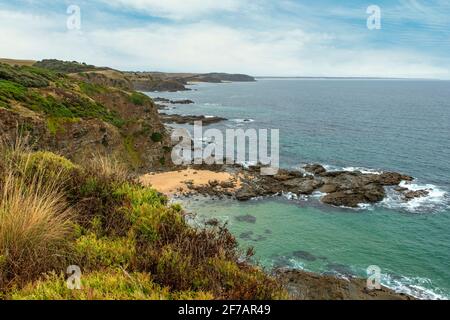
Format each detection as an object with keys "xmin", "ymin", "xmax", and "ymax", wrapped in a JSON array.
[{"xmin": 1, "ymin": 0, "xmax": 449, "ymax": 78}]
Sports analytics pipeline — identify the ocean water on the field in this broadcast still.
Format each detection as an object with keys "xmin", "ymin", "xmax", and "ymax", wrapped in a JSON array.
[{"xmin": 146, "ymin": 79, "xmax": 450, "ymax": 299}]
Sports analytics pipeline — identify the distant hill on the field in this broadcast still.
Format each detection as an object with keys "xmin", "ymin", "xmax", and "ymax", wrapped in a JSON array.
[
  {"xmin": 197, "ymin": 73, "xmax": 256, "ymax": 82},
  {"xmin": 1, "ymin": 58, "xmax": 256, "ymax": 92},
  {"xmin": 0, "ymin": 58, "xmax": 36, "ymax": 67}
]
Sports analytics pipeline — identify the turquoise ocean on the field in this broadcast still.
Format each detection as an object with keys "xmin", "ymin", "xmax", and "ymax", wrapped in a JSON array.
[{"xmin": 145, "ymin": 79, "xmax": 450, "ymax": 299}]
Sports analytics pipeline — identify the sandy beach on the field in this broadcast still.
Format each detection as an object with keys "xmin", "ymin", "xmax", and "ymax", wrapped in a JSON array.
[{"xmin": 140, "ymin": 168, "xmax": 241, "ymax": 196}]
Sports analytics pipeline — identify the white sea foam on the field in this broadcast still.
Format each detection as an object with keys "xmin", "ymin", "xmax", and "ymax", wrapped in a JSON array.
[
  {"xmin": 311, "ymin": 190, "xmax": 326, "ymax": 199},
  {"xmin": 238, "ymin": 160, "xmax": 258, "ymax": 169},
  {"xmin": 296, "ymin": 163, "xmax": 382, "ymax": 175},
  {"xmin": 357, "ymin": 203, "xmax": 374, "ymax": 210},
  {"xmin": 380, "ymin": 180, "xmax": 449, "ymax": 213},
  {"xmin": 342, "ymin": 166, "xmax": 383, "ymax": 175},
  {"xmin": 231, "ymin": 118, "xmax": 255, "ymax": 123},
  {"xmin": 294, "ymin": 163, "xmax": 449, "ymax": 213},
  {"xmin": 381, "ymin": 273, "xmax": 448, "ymax": 300},
  {"xmin": 203, "ymin": 102, "xmax": 221, "ymax": 107},
  {"xmin": 281, "ymin": 192, "xmax": 299, "ymax": 200}
]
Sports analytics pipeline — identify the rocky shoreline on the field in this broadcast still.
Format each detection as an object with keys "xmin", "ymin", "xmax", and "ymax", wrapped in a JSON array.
[
  {"xmin": 277, "ymin": 269, "xmax": 414, "ymax": 300},
  {"xmin": 152, "ymin": 97, "xmax": 228, "ymax": 126},
  {"xmin": 169, "ymin": 163, "xmax": 428, "ymax": 208},
  {"xmin": 159, "ymin": 113, "xmax": 227, "ymax": 126}
]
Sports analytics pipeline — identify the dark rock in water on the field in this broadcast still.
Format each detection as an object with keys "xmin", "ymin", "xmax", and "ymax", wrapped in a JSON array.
[
  {"xmin": 282, "ymin": 178, "xmax": 323, "ymax": 195},
  {"xmin": 170, "ymin": 99, "xmax": 194, "ymax": 104},
  {"xmin": 304, "ymin": 164, "xmax": 326, "ymax": 175},
  {"xmin": 326, "ymin": 263, "xmax": 354, "ymax": 277},
  {"xmin": 321, "ymin": 185, "xmax": 385, "ymax": 208},
  {"xmin": 293, "ymin": 250, "xmax": 317, "ymax": 262},
  {"xmin": 235, "ymin": 214, "xmax": 257, "ymax": 224},
  {"xmin": 160, "ymin": 113, "xmax": 226, "ymax": 125},
  {"xmin": 253, "ymin": 235, "xmax": 267, "ymax": 242},
  {"xmin": 153, "ymin": 97, "xmax": 170, "ymax": 102},
  {"xmin": 403, "ymin": 189, "xmax": 429, "ymax": 201},
  {"xmin": 235, "ymin": 187, "xmax": 258, "ymax": 201},
  {"xmin": 379, "ymin": 172, "xmax": 413, "ymax": 185},
  {"xmin": 277, "ymin": 269, "xmax": 414, "ymax": 300},
  {"xmin": 239, "ymin": 231, "xmax": 254, "ymax": 240},
  {"xmin": 183, "ymin": 161, "xmax": 415, "ymax": 209},
  {"xmin": 265, "ymin": 229, "xmax": 273, "ymax": 234}
]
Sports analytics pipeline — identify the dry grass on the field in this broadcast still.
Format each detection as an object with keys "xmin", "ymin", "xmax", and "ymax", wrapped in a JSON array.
[
  {"xmin": 0, "ymin": 58, "xmax": 36, "ymax": 67},
  {"xmin": 0, "ymin": 136, "xmax": 74, "ymax": 290},
  {"xmin": 86, "ymin": 153, "xmax": 129, "ymax": 183}
]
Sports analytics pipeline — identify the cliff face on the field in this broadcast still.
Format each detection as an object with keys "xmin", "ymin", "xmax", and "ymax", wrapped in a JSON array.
[{"xmin": 0, "ymin": 61, "xmax": 172, "ymax": 171}]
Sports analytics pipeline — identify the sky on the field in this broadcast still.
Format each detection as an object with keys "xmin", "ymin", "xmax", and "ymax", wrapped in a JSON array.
[{"xmin": 0, "ymin": 0, "xmax": 449, "ymax": 78}]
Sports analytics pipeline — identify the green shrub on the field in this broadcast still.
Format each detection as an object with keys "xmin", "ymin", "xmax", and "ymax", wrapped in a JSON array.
[
  {"xmin": 0, "ymin": 80, "xmax": 27, "ymax": 104},
  {"xmin": 129, "ymin": 92, "xmax": 149, "ymax": 106},
  {"xmin": 75, "ymin": 233, "xmax": 135, "ymax": 270},
  {"xmin": 79, "ymin": 82, "xmax": 106, "ymax": 96},
  {"xmin": 26, "ymin": 151, "xmax": 78, "ymax": 182},
  {"xmin": 71, "ymin": 176, "xmax": 131, "ymax": 237},
  {"xmin": 114, "ymin": 183, "xmax": 167, "ymax": 211},
  {"xmin": 0, "ymin": 63, "xmax": 56, "ymax": 88},
  {"xmin": 151, "ymin": 132, "xmax": 163, "ymax": 143}
]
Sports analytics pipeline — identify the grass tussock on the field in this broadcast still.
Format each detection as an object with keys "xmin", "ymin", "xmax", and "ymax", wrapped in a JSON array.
[
  {"xmin": 85, "ymin": 154, "xmax": 129, "ymax": 184},
  {"xmin": 0, "ymin": 139, "xmax": 74, "ymax": 290},
  {"xmin": 0, "ymin": 135, "xmax": 286, "ymax": 300}
]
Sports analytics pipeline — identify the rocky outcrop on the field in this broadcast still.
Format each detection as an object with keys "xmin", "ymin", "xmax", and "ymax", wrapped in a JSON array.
[
  {"xmin": 170, "ymin": 99, "xmax": 194, "ymax": 104},
  {"xmin": 133, "ymin": 79, "xmax": 187, "ymax": 92},
  {"xmin": 153, "ymin": 98, "xmax": 194, "ymax": 104},
  {"xmin": 304, "ymin": 164, "xmax": 326, "ymax": 175},
  {"xmin": 403, "ymin": 189, "xmax": 430, "ymax": 201},
  {"xmin": 160, "ymin": 113, "xmax": 226, "ymax": 126},
  {"xmin": 278, "ymin": 269, "xmax": 414, "ymax": 300},
  {"xmin": 184, "ymin": 163, "xmax": 418, "ymax": 208}
]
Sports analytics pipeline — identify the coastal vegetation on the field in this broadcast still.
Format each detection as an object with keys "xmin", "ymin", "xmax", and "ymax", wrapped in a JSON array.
[{"xmin": 0, "ymin": 137, "xmax": 285, "ymax": 299}]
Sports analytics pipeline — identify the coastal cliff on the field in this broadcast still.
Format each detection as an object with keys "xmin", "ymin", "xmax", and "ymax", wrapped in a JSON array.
[{"xmin": 0, "ymin": 59, "xmax": 172, "ymax": 170}]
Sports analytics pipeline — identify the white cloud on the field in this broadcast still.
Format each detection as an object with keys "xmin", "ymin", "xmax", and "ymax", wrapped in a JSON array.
[
  {"xmin": 0, "ymin": 9, "xmax": 448, "ymax": 79},
  {"xmin": 101, "ymin": 0, "xmax": 241, "ymax": 19}
]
